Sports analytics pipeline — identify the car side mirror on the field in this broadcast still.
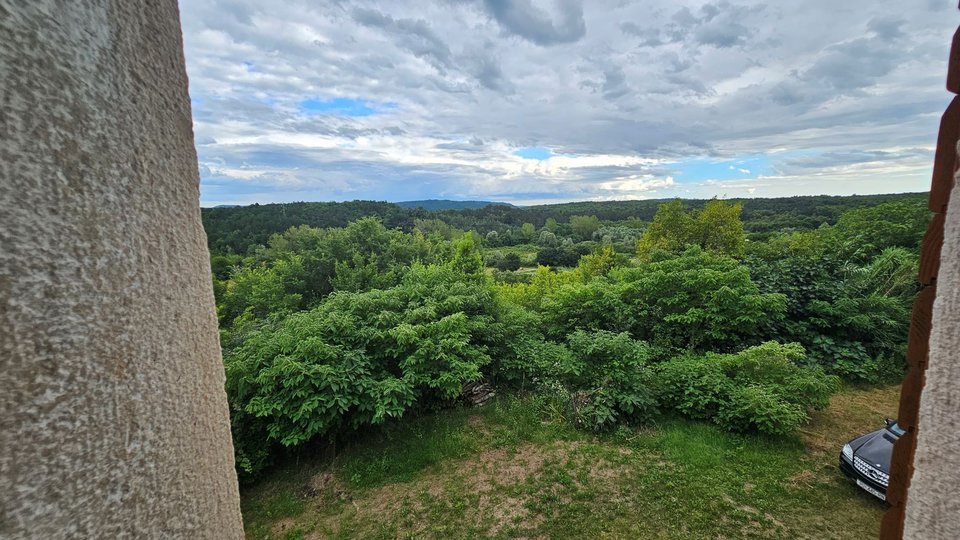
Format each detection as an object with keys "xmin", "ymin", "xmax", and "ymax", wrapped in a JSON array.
[{"xmin": 884, "ymin": 417, "xmax": 894, "ymax": 428}]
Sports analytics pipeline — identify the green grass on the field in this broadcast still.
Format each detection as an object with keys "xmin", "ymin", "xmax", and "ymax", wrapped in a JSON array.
[{"xmin": 240, "ymin": 385, "xmax": 898, "ymax": 539}]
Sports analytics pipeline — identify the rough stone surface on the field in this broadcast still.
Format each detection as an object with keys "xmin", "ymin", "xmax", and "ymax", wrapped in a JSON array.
[
  {"xmin": 904, "ymin": 154, "xmax": 960, "ymax": 539},
  {"xmin": 0, "ymin": 2, "xmax": 243, "ymax": 537}
]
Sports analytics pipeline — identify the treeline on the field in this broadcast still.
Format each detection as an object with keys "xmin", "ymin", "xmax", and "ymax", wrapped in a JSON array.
[
  {"xmin": 202, "ymin": 192, "xmax": 928, "ymax": 253},
  {"xmin": 209, "ymin": 195, "xmax": 928, "ymax": 481}
]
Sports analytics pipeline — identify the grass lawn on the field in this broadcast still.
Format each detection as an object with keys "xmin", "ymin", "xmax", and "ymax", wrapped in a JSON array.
[{"xmin": 240, "ymin": 385, "xmax": 899, "ymax": 539}]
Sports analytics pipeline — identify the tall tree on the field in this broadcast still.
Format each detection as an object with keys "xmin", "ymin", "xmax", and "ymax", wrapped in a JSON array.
[{"xmin": 570, "ymin": 215, "xmax": 601, "ymax": 240}]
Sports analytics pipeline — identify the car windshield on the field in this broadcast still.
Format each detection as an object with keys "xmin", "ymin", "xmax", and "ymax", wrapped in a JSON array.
[{"xmin": 888, "ymin": 421, "xmax": 906, "ymax": 436}]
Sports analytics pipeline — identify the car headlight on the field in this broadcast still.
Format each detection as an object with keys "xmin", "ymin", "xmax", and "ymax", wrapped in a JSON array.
[{"xmin": 842, "ymin": 443, "xmax": 853, "ymax": 461}]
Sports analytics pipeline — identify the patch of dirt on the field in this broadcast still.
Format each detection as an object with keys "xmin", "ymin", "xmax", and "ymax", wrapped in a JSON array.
[
  {"xmin": 723, "ymin": 494, "xmax": 760, "ymax": 515},
  {"xmin": 587, "ymin": 458, "xmax": 631, "ymax": 482},
  {"xmin": 787, "ymin": 469, "xmax": 815, "ymax": 485},
  {"xmin": 304, "ymin": 471, "xmax": 348, "ymax": 501},
  {"xmin": 271, "ymin": 517, "xmax": 298, "ymax": 537}
]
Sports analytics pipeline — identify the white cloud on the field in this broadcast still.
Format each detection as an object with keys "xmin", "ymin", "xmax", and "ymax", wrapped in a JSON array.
[{"xmin": 178, "ymin": 0, "xmax": 954, "ymax": 205}]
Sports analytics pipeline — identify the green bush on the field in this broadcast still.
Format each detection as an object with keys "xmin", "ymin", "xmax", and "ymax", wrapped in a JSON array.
[
  {"xmin": 224, "ymin": 265, "xmax": 511, "ymax": 478},
  {"xmin": 558, "ymin": 330, "xmax": 658, "ymax": 430},
  {"xmin": 716, "ymin": 385, "xmax": 806, "ymax": 435},
  {"xmin": 654, "ymin": 342, "xmax": 840, "ymax": 435},
  {"xmin": 539, "ymin": 247, "xmax": 786, "ymax": 351}
]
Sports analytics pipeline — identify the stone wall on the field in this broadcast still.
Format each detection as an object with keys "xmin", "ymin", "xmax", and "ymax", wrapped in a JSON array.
[
  {"xmin": 0, "ymin": 1, "xmax": 243, "ymax": 537},
  {"xmin": 903, "ymin": 156, "xmax": 960, "ymax": 539}
]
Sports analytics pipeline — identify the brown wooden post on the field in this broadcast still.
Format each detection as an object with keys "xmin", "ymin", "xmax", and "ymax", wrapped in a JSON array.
[{"xmin": 879, "ymin": 6, "xmax": 959, "ymax": 538}]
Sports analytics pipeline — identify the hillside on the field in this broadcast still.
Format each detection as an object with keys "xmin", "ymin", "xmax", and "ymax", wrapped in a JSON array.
[{"xmin": 395, "ymin": 199, "xmax": 514, "ymax": 211}]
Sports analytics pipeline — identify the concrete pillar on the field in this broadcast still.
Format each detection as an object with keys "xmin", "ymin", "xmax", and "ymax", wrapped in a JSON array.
[
  {"xmin": 903, "ymin": 159, "xmax": 960, "ymax": 538},
  {"xmin": 0, "ymin": 1, "xmax": 243, "ymax": 537}
]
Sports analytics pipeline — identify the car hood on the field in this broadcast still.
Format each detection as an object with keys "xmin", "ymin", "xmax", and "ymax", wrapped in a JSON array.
[{"xmin": 851, "ymin": 428, "xmax": 896, "ymax": 472}]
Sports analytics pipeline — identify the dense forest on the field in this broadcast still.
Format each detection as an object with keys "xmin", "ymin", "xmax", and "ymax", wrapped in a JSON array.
[
  {"xmin": 206, "ymin": 193, "xmax": 929, "ymax": 480},
  {"xmin": 202, "ymin": 192, "xmax": 927, "ymax": 253}
]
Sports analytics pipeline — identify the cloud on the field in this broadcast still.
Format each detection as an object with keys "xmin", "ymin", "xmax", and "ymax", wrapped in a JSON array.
[
  {"xmin": 480, "ymin": 0, "xmax": 586, "ymax": 46},
  {"xmin": 177, "ymin": 0, "xmax": 953, "ymax": 206},
  {"xmin": 352, "ymin": 7, "xmax": 453, "ymax": 70}
]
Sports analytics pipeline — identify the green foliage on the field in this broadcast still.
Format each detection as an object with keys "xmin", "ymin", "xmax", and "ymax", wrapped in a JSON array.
[
  {"xmin": 695, "ymin": 199, "xmax": 746, "ymax": 257},
  {"xmin": 536, "ymin": 243, "xmax": 588, "ymax": 267},
  {"xmin": 826, "ymin": 200, "xmax": 929, "ymax": 261},
  {"xmin": 217, "ymin": 257, "xmax": 305, "ymax": 323},
  {"xmin": 212, "ymin": 194, "xmax": 922, "ymax": 482},
  {"xmin": 499, "ymin": 252, "xmax": 522, "ymax": 271},
  {"xmin": 637, "ymin": 199, "xmax": 745, "ymax": 259},
  {"xmin": 225, "ymin": 266, "xmax": 509, "ymax": 477},
  {"xmin": 560, "ymin": 330, "xmax": 658, "ymax": 430},
  {"xmin": 215, "ymin": 218, "xmax": 446, "ymax": 328},
  {"xmin": 520, "ymin": 222, "xmax": 537, "ymax": 241},
  {"xmin": 746, "ymin": 224, "xmax": 919, "ymax": 382},
  {"xmin": 636, "ymin": 199, "xmax": 694, "ymax": 256},
  {"xmin": 449, "ymin": 233, "xmax": 485, "ymax": 276},
  {"xmin": 655, "ymin": 342, "xmax": 840, "ymax": 435},
  {"xmin": 509, "ymin": 247, "xmax": 785, "ymax": 351},
  {"xmin": 569, "ymin": 215, "xmax": 601, "ymax": 241},
  {"xmin": 537, "ymin": 229, "xmax": 559, "ymax": 247}
]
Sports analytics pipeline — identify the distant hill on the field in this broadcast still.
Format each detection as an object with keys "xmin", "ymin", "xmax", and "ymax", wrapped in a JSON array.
[
  {"xmin": 395, "ymin": 199, "xmax": 514, "ymax": 211},
  {"xmin": 201, "ymin": 193, "xmax": 928, "ymax": 253}
]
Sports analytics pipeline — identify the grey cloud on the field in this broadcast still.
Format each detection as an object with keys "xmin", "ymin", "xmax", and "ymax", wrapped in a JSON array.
[
  {"xmin": 481, "ymin": 0, "xmax": 586, "ymax": 46},
  {"xmin": 352, "ymin": 7, "xmax": 452, "ymax": 69},
  {"xmin": 622, "ymin": 1, "xmax": 760, "ymax": 51},
  {"xmin": 805, "ymin": 37, "xmax": 902, "ymax": 91},
  {"xmin": 783, "ymin": 149, "xmax": 933, "ymax": 171},
  {"xmin": 620, "ymin": 22, "xmax": 663, "ymax": 47},
  {"xmin": 179, "ymin": 0, "xmax": 950, "ymax": 205},
  {"xmin": 671, "ymin": 7, "xmax": 698, "ymax": 27},
  {"xmin": 692, "ymin": 1, "xmax": 761, "ymax": 48},
  {"xmin": 867, "ymin": 16, "xmax": 906, "ymax": 40},
  {"xmin": 463, "ymin": 44, "xmax": 513, "ymax": 92},
  {"xmin": 601, "ymin": 66, "xmax": 628, "ymax": 100}
]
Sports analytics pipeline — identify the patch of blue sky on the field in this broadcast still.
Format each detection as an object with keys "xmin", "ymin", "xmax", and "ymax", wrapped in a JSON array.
[
  {"xmin": 300, "ymin": 97, "xmax": 393, "ymax": 117},
  {"xmin": 514, "ymin": 147, "xmax": 554, "ymax": 160},
  {"xmin": 666, "ymin": 154, "xmax": 773, "ymax": 183}
]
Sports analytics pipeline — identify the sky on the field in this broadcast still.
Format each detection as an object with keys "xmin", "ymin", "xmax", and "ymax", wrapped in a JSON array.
[{"xmin": 179, "ymin": 0, "xmax": 958, "ymax": 206}]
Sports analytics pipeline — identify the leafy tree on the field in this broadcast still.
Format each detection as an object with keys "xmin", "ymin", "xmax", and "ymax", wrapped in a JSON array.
[
  {"xmin": 826, "ymin": 200, "xmax": 929, "ymax": 261},
  {"xmin": 746, "ymin": 229, "xmax": 916, "ymax": 382},
  {"xmin": 498, "ymin": 252, "xmax": 522, "ymax": 271},
  {"xmin": 414, "ymin": 218, "xmax": 459, "ymax": 240},
  {"xmin": 538, "ymin": 230, "xmax": 559, "ymax": 247},
  {"xmin": 536, "ymin": 243, "xmax": 588, "ymax": 267},
  {"xmin": 449, "ymin": 233, "xmax": 485, "ymax": 276},
  {"xmin": 636, "ymin": 199, "xmax": 694, "ymax": 257},
  {"xmin": 637, "ymin": 199, "xmax": 745, "ymax": 258},
  {"xmin": 217, "ymin": 257, "xmax": 305, "ymax": 324},
  {"xmin": 616, "ymin": 247, "xmax": 785, "ymax": 351},
  {"xmin": 520, "ymin": 222, "xmax": 537, "ymax": 241},
  {"xmin": 693, "ymin": 199, "xmax": 745, "ymax": 257},
  {"xmin": 570, "ymin": 215, "xmax": 601, "ymax": 241}
]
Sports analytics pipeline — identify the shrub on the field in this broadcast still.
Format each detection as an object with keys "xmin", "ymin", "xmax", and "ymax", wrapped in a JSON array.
[
  {"xmin": 654, "ymin": 342, "xmax": 840, "ymax": 435},
  {"xmin": 225, "ymin": 265, "xmax": 511, "ymax": 478},
  {"xmin": 559, "ymin": 330, "xmax": 658, "ymax": 430},
  {"xmin": 716, "ymin": 386, "xmax": 807, "ymax": 435}
]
